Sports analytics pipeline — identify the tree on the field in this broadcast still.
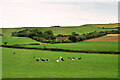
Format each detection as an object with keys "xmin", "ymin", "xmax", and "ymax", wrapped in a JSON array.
[
  {"xmin": 68, "ymin": 35, "xmax": 77, "ymax": 42},
  {"xmin": 72, "ymin": 32, "xmax": 79, "ymax": 36}
]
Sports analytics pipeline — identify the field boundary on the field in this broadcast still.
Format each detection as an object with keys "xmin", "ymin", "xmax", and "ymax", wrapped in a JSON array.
[{"xmin": 1, "ymin": 45, "xmax": 120, "ymax": 54}]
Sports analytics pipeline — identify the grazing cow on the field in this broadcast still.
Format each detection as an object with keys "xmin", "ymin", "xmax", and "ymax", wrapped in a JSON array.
[
  {"xmin": 78, "ymin": 58, "xmax": 82, "ymax": 60},
  {"xmin": 56, "ymin": 60, "xmax": 60, "ymax": 62},
  {"xmin": 36, "ymin": 59, "xmax": 40, "ymax": 61},
  {"xmin": 41, "ymin": 59, "xmax": 45, "ymax": 61},
  {"xmin": 61, "ymin": 58, "xmax": 64, "ymax": 61},
  {"xmin": 46, "ymin": 59, "xmax": 50, "ymax": 61},
  {"xmin": 58, "ymin": 57, "xmax": 62, "ymax": 59},
  {"xmin": 58, "ymin": 57, "xmax": 64, "ymax": 61},
  {"xmin": 68, "ymin": 57, "xmax": 75, "ymax": 60},
  {"xmin": 13, "ymin": 52, "xmax": 15, "ymax": 55}
]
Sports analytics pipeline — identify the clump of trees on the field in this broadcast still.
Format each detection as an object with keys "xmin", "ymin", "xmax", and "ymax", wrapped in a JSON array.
[{"xmin": 12, "ymin": 29, "xmax": 56, "ymax": 43}]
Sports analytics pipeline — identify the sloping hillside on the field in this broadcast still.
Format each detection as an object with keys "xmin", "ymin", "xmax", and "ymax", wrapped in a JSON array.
[
  {"xmin": 82, "ymin": 23, "xmax": 119, "ymax": 28},
  {"xmin": 1, "ymin": 24, "xmax": 117, "ymax": 36}
]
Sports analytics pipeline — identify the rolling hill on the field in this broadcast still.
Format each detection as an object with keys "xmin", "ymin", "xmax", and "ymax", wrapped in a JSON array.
[{"xmin": 1, "ymin": 23, "xmax": 118, "ymax": 36}]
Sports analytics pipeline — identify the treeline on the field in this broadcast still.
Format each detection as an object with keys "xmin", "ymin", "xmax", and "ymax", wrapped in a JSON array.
[
  {"xmin": 12, "ymin": 29, "xmax": 56, "ymax": 43},
  {"xmin": 12, "ymin": 29, "xmax": 119, "ymax": 43},
  {"xmin": 76, "ymin": 30, "xmax": 119, "ymax": 42}
]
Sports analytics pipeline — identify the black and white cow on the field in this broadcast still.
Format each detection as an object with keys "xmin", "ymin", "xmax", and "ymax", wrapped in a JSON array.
[
  {"xmin": 58, "ymin": 57, "xmax": 64, "ymax": 61},
  {"xmin": 46, "ymin": 59, "xmax": 50, "ymax": 61},
  {"xmin": 36, "ymin": 59, "xmax": 40, "ymax": 61},
  {"xmin": 13, "ymin": 52, "xmax": 15, "ymax": 55},
  {"xmin": 77, "ymin": 58, "xmax": 82, "ymax": 60},
  {"xmin": 68, "ymin": 57, "xmax": 75, "ymax": 60}
]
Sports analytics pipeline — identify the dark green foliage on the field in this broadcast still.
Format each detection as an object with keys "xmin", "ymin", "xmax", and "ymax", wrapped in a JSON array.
[
  {"xmin": 56, "ymin": 34, "xmax": 69, "ymax": 37},
  {"xmin": 51, "ymin": 25, "xmax": 60, "ymax": 27},
  {"xmin": 68, "ymin": 35, "xmax": 77, "ymax": 42},
  {"xmin": 11, "ymin": 29, "xmax": 56, "ymax": 43},
  {"xmin": 72, "ymin": 32, "xmax": 79, "ymax": 36},
  {"xmin": 43, "ymin": 30, "xmax": 56, "ymax": 40}
]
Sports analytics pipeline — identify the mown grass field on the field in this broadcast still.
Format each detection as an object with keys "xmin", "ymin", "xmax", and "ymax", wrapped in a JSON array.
[
  {"xmin": 1, "ymin": 36, "xmax": 42, "ymax": 45},
  {"xmin": 25, "ymin": 41, "xmax": 119, "ymax": 52},
  {"xmin": 1, "ymin": 24, "xmax": 119, "ymax": 78},
  {"xmin": 82, "ymin": 23, "xmax": 118, "ymax": 28},
  {"xmin": 2, "ymin": 48, "xmax": 118, "ymax": 78}
]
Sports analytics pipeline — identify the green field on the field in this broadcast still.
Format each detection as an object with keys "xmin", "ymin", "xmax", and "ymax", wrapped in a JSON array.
[
  {"xmin": 82, "ymin": 23, "xmax": 118, "ymax": 28},
  {"xmin": 24, "ymin": 41, "xmax": 119, "ymax": 52},
  {"xmin": 1, "ymin": 24, "xmax": 119, "ymax": 78},
  {"xmin": 1, "ymin": 36, "xmax": 42, "ymax": 45},
  {"xmin": 2, "ymin": 48, "xmax": 118, "ymax": 78}
]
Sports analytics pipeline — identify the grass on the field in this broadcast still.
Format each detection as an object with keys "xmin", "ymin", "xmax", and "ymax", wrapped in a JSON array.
[
  {"xmin": 2, "ymin": 48, "xmax": 118, "ymax": 78},
  {"xmin": 1, "ymin": 24, "xmax": 119, "ymax": 78},
  {"xmin": 82, "ymin": 23, "xmax": 119, "ymax": 28},
  {"xmin": 25, "ymin": 41, "xmax": 119, "ymax": 52},
  {"xmin": 1, "ymin": 36, "xmax": 42, "ymax": 45}
]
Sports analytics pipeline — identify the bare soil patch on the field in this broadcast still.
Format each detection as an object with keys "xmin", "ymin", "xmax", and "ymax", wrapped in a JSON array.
[
  {"xmin": 106, "ymin": 34, "xmax": 120, "ymax": 36},
  {"xmin": 86, "ymin": 36, "xmax": 120, "ymax": 42}
]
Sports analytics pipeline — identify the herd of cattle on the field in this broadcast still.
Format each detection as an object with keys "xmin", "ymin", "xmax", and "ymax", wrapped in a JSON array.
[
  {"xmin": 34, "ymin": 56, "xmax": 82, "ymax": 62},
  {"xmin": 13, "ymin": 52, "xmax": 82, "ymax": 62}
]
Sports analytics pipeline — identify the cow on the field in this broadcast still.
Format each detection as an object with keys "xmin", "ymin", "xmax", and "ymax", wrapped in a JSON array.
[
  {"xmin": 46, "ymin": 59, "xmax": 50, "ymax": 61},
  {"xmin": 13, "ymin": 52, "xmax": 15, "ymax": 55},
  {"xmin": 58, "ymin": 57, "xmax": 62, "ymax": 59},
  {"xmin": 36, "ymin": 59, "xmax": 40, "ymax": 61},
  {"xmin": 56, "ymin": 60, "xmax": 60, "ymax": 62},
  {"xmin": 58, "ymin": 57, "xmax": 64, "ymax": 61},
  {"xmin": 41, "ymin": 59, "xmax": 45, "ymax": 62},
  {"xmin": 68, "ymin": 57, "xmax": 75, "ymax": 60},
  {"xmin": 77, "ymin": 58, "xmax": 82, "ymax": 60},
  {"xmin": 61, "ymin": 58, "xmax": 64, "ymax": 61}
]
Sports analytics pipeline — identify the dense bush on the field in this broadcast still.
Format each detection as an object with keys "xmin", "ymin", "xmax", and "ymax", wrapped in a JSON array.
[{"xmin": 68, "ymin": 35, "xmax": 77, "ymax": 42}]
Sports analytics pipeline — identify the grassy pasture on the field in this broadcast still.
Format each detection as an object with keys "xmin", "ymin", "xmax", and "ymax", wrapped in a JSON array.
[
  {"xmin": 2, "ymin": 48, "xmax": 118, "ymax": 78},
  {"xmin": 82, "ymin": 23, "xmax": 118, "ymax": 28},
  {"xmin": 1, "ymin": 36, "xmax": 42, "ymax": 45},
  {"xmin": 25, "ymin": 41, "xmax": 119, "ymax": 52},
  {"xmin": 1, "ymin": 24, "xmax": 119, "ymax": 78}
]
